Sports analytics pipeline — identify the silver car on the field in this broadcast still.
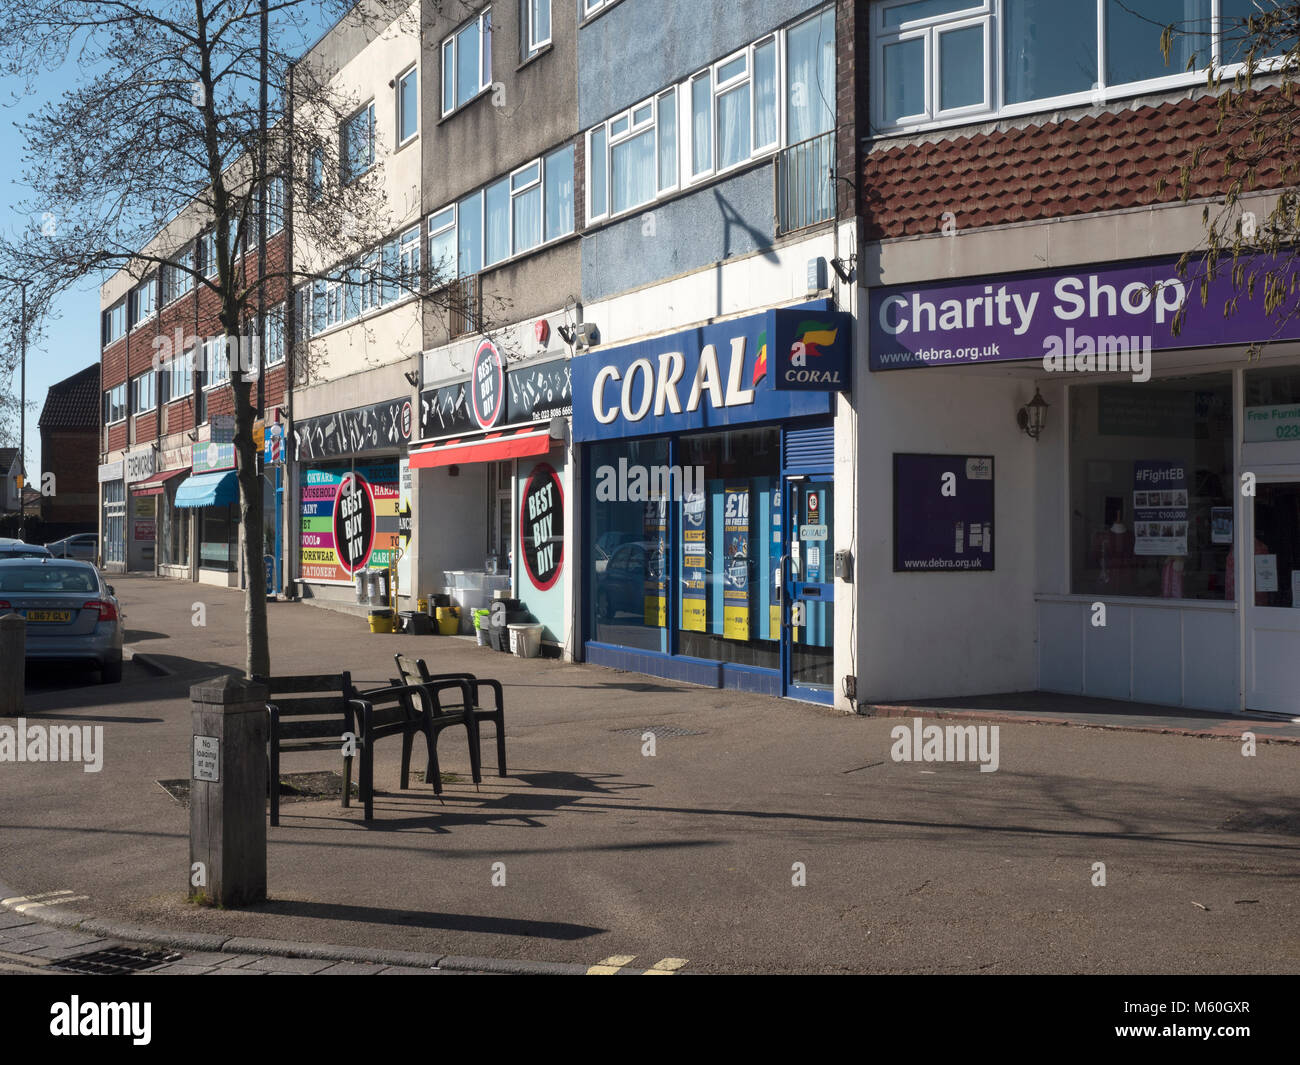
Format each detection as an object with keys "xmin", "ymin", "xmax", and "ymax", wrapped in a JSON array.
[
  {"xmin": 45, "ymin": 533, "xmax": 98, "ymax": 561},
  {"xmin": 0, "ymin": 558, "xmax": 124, "ymax": 683},
  {"xmin": 0, "ymin": 541, "xmax": 52, "ymax": 559}
]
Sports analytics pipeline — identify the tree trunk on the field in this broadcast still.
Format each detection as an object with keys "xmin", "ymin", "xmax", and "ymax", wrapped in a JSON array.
[{"xmin": 231, "ymin": 357, "xmax": 270, "ymax": 680}]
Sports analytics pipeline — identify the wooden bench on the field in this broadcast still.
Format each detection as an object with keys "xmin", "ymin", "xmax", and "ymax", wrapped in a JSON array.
[
  {"xmin": 394, "ymin": 655, "xmax": 507, "ymax": 778},
  {"xmin": 263, "ymin": 672, "xmax": 364, "ymax": 827},
  {"xmin": 265, "ymin": 673, "xmax": 442, "ymax": 823}
]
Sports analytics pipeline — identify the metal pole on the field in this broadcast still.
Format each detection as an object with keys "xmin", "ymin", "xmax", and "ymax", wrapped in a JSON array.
[
  {"xmin": 19, "ymin": 280, "xmax": 26, "ymax": 540},
  {"xmin": 256, "ymin": 0, "xmax": 268, "ymax": 419}
]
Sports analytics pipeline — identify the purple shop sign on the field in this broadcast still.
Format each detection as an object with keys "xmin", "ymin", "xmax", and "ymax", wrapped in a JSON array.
[{"xmin": 869, "ymin": 254, "xmax": 1300, "ymax": 371}]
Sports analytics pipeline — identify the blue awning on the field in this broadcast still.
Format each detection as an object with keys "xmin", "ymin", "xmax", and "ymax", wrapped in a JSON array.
[{"xmin": 174, "ymin": 470, "xmax": 240, "ymax": 509}]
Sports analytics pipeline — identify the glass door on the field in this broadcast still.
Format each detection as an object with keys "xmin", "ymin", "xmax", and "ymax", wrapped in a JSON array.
[
  {"xmin": 784, "ymin": 474, "xmax": 834, "ymax": 703},
  {"xmin": 1245, "ymin": 477, "xmax": 1300, "ymax": 713}
]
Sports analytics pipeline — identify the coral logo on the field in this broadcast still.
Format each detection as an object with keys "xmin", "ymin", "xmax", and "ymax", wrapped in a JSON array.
[{"xmin": 785, "ymin": 320, "xmax": 841, "ymax": 385}]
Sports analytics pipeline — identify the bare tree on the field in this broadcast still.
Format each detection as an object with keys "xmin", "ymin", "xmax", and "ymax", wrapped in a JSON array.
[
  {"xmin": 0, "ymin": 0, "xmax": 461, "ymax": 677},
  {"xmin": 1157, "ymin": 0, "xmax": 1300, "ymax": 345}
]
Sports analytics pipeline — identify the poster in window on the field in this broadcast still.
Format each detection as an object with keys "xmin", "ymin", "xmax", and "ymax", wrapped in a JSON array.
[
  {"xmin": 299, "ymin": 462, "xmax": 400, "ymax": 583},
  {"xmin": 643, "ymin": 496, "xmax": 667, "ymax": 627},
  {"xmin": 769, "ymin": 485, "xmax": 782, "ymax": 639},
  {"xmin": 681, "ymin": 488, "xmax": 707, "ymax": 632},
  {"xmin": 1133, "ymin": 460, "xmax": 1187, "ymax": 556},
  {"xmin": 723, "ymin": 486, "xmax": 750, "ymax": 640},
  {"xmin": 893, "ymin": 454, "xmax": 995, "ymax": 572}
]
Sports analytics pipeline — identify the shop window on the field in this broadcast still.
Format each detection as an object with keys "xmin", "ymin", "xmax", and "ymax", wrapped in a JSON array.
[
  {"xmin": 1069, "ymin": 375, "xmax": 1233, "ymax": 600},
  {"xmin": 200, "ymin": 503, "xmax": 238, "ymax": 571},
  {"xmin": 160, "ymin": 497, "xmax": 190, "ymax": 567},
  {"xmin": 588, "ymin": 438, "xmax": 671, "ymax": 653},
  {"xmin": 677, "ymin": 427, "xmax": 781, "ymax": 670},
  {"xmin": 102, "ymin": 480, "xmax": 125, "ymax": 566}
]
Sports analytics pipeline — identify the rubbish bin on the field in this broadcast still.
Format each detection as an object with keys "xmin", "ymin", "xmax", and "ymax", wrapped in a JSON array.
[
  {"xmin": 508, "ymin": 623, "xmax": 544, "ymax": 659},
  {"xmin": 435, "ymin": 606, "xmax": 460, "ymax": 636},
  {"xmin": 355, "ymin": 573, "xmax": 368, "ymax": 604}
]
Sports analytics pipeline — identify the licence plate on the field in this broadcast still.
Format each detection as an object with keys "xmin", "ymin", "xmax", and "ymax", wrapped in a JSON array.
[{"xmin": 25, "ymin": 610, "xmax": 71, "ymax": 623}]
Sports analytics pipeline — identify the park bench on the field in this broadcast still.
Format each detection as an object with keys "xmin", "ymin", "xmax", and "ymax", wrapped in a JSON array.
[
  {"xmin": 384, "ymin": 666, "xmax": 483, "ymax": 796},
  {"xmin": 394, "ymin": 655, "xmax": 508, "ymax": 778},
  {"xmin": 264, "ymin": 672, "xmax": 439, "ymax": 823}
]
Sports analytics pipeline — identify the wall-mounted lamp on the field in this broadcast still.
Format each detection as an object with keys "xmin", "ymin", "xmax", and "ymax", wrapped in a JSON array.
[
  {"xmin": 403, "ymin": 369, "xmax": 419, "ymax": 387},
  {"xmin": 556, "ymin": 323, "xmax": 575, "ymax": 346},
  {"xmin": 1017, "ymin": 388, "xmax": 1049, "ymax": 440},
  {"xmin": 186, "ymin": 430, "xmax": 198, "ymax": 443},
  {"xmin": 830, "ymin": 256, "xmax": 855, "ymax": 284}
]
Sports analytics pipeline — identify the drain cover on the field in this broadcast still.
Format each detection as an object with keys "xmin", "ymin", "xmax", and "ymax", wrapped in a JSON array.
[
  {"xmin": 610, "ymin": 725, "xmax": 705, "ymax": 737},
  {"xmin": 54, "ymin": 946, "xmax": 182, "ymax": 975}
]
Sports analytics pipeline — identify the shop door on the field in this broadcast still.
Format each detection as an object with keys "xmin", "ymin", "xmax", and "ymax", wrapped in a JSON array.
[
  {"xmin": 1245, "ymin": 477, "xmax": 1300, "ymax": 713},
  {"xmin": 784, "ymin": 475, "xmax": 834, "ymax": 704}
]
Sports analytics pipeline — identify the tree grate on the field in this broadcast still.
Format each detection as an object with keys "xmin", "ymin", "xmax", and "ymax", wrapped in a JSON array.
[
  {"xmin": 609, "ymin": 725, "xmax": 705, "ymax": 737},
  {"xmin": 54, "ymin": 946, "xmax": 183, "ymax": 975}
]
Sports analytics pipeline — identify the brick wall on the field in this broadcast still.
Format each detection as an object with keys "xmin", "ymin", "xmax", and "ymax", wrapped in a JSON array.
[{"xmin": 40, "ymin": 427, "xmax": 99, "ymax": 523}]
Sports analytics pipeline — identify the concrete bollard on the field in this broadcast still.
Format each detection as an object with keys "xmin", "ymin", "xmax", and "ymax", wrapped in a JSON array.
[
  {"xmin": 0, "ymin": 613, "xmax": 24, "ymax": 717},
  {"xmin": 189, "ymin": 674, "xmax": 268, "ymax": 907}
]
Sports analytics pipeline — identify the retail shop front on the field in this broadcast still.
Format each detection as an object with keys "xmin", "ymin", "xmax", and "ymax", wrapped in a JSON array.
[
  {"xmin": 97, "ymin": 459, "xmax": 125, "ymax": 573},
  {"xmin": 410, "ymin": 342, "xmax": 572, "ymax": 649},
  {"xmin": 572, "ymin": 302, "xmax": 852, "ymax": 703},
  {"xmin": 291, "ymin": 396, "xmax": 413, "ymax": 609},
  {"xmin": 135, "ymin": 443, "xmax": 191, "ymax": 579},
  {"xmin": 173, "ymin": 439, "xmax": 240, "ymax": 587},
  {"xmin": 123, "ymin": 445, "xmax": 158, "ymax": 572},
  {"xmin": 868, "ymin": 254, "xmax": 1300, "ymax": 714}
]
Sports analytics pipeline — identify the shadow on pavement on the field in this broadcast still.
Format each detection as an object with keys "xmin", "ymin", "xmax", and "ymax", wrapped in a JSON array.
[{"xmin": 241, "ymin": 898, "xmax": 606, "ymax": 940}]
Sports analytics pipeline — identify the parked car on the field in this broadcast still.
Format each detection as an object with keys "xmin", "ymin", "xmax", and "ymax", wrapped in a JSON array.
[
  {"xmin": 0, "ymin": 541, "xmax": 52, "ymax": 559},
  {"xmin": 45, "ymin": 533, "xmax": 98, "ymax": 561},
  {"xmin": 594, "ymin": 540, "xmax": 665, "ymax": 621},
  {"xmin": 0, "ymin": 558, "xmax": 124, "ymax": 682}
]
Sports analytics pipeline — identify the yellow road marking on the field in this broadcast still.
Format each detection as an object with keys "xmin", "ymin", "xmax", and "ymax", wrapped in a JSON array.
[
  {"xmin": 645, "ymin": 957, "xmax": 688, "ymax": 974},
  {"xmin": 587, "ymin": 954, "xmax": 637, "ymax": 975}
]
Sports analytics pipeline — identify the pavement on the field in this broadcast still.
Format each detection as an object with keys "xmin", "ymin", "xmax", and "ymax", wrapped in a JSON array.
[{"xmin": 2, "ymin": 573, "xmax": 1298, "ymax": 975}]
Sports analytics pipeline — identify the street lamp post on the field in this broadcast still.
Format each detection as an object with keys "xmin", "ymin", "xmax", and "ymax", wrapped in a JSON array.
[{"xmin": 1, "ymin": 276, "xmax": 30, "ymax": 538}]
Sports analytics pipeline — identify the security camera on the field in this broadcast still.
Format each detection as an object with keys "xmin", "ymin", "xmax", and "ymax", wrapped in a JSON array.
[{"xmin": 574, "ymin": 321, "xmax": 599, "ymax": 349}]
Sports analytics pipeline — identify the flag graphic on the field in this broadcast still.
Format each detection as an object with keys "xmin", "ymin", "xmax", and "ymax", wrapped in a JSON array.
[
  {"xmin": 752, "ymin": 330, "xmax": 768, "ymax": 386},
  {"xmin": 795, "ymin": 319, "xmax": 839, "ymax": 358}
]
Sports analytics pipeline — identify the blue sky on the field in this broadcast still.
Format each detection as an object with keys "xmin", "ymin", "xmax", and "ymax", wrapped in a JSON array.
[{"xmin": 0, "ymin": 3, "xmax": 342, "ymax": 478}]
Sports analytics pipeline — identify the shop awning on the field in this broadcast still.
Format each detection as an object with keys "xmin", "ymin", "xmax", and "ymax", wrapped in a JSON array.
[
  {"xmin": 174, "ymin": 470, "xmax": 240, "ymax": 508},
  {"xmin": 409, "ymin": 425, "xmax": 555, "ymax": 470},
  {"xmin": 133, "ymin": 467, "xmax": 190, "ymax": 497}
]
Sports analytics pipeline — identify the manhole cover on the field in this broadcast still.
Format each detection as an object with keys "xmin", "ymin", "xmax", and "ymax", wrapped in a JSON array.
[
  {"xmin": 609, "ymin": 725, "xmax": 706, "ymax": 737},
  {"xmin": 54, "ymin": 946, "xmax": 182, "ymax": 975},
  {"xmin": 156, "ymin": 770, "xmax": 357, "ymax": 807}
]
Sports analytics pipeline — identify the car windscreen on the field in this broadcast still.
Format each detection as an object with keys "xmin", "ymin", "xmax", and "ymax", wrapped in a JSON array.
[{"xmin": 0, "ymin": 565, "xmax": 99, "ymax": 594}]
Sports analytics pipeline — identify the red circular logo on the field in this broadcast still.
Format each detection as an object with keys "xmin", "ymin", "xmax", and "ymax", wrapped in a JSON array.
[{"xmin": 471, "ymin": 340, "xmax": 505, "ymax": 429}]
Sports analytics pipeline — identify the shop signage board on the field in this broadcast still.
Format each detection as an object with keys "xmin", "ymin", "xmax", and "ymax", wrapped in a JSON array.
[
  {"xmin": 722, "ymin": 486, "xmax": 751, "ymax": 639},
  {"xmin": 1245, "ymin": 403, "xmax": 1300, "ymax": 442},
  {"xmin": 869, "ymin": 253, "xmax": 1300, "ymax": 370},
  {"xmin": 293, "ymin": 397, "xmax": 413, "ymax": 462},
  {"xmin": 124, "ymin": 446, "xmax": 156, "ymax": 483},
  {"xmin": 299, "ymin": 462, "xmax": 400, "ymax": 584},
  {"xmin": 894, "ymin": 454, "xmax": 995, "ymax": 572},
  {"xmin": 397, "ymin": 459, "xmax": 413, "ymax": 591},
  {"xmin": 770, "ymin": 311, "xmax": 852, "ymax": 391},
  {"xmin": 520, "ymin": 462, "xmax": 563, "ymax": 591},
  {"xmin": 1132, "ymin": 460, "xmax": 1188, "ymax": 556},
  {"xmin": 420, "ymin": 356, "xmax": 571, "ymax": 440},
  {"xmin": 471, "ymin": 339, "xmax": 506, "ymax": 429},
  {"xmin": 97, "ymin": 460, "xmax": 123, "ymax": 484},
  {"xmin": 572, "ymin": 303, "xmax": 839, "ymax": 443},
  {"xmin": 193, "ymin": 441, "xmax": 236, "ymax": 473}
]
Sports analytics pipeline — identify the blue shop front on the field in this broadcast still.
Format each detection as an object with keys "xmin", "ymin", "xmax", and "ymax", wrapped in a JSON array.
[{"xmin": 572, "ymin": 301, "xmax": 851, "ymax": 704}]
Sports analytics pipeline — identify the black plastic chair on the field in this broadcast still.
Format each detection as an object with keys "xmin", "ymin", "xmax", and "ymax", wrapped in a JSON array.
[
  {"xmin": 394, "ymin": 654, "xmax": 507, "ymax": 777},
  {"xmin": 384, "ymin": 671, "xmax": 482, "ymax": 795}
]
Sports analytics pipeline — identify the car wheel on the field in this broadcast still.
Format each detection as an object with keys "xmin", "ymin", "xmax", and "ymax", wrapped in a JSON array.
[{"xmin": 101, "ymin": 658, "xmax": 123, "ymax": 684}]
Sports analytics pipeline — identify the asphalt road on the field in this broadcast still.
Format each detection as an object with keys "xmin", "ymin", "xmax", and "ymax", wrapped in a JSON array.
[{"xmin": 2, "ymin": 574, "xmax": 1297, "ymax": 974}]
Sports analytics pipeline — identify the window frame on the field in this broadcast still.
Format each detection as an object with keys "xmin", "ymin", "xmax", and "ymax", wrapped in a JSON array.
[
  {"xmin": 397, "ymin": 65, "xmax": 419, "ymax": 146},
  {"xmin": 132, "ymin": 369, "xmax": 157, "ymax": 415},
  {"xmin": 104, "ymin": 382, "xmax": 127, "ymax": 425},
  {"xmin": 162, "ymin": 249, "xmax": 195, "ymax": 306},
  {"xmin": 167, "ymin": 347, "xmax": 193, "ymax": 401},
  {"xmin": 129, "ymin": 276, "xmax": 157, "ymax": 330},
  {"xmin": 523, "ymin": 0, "xmax": 551, "ymax": 58},
  {"xmin": 341, "ymin": 100, "xmax": 377, "ymax": 184},
  {"xmin": 202, "ymin": 336, "xmax": 230, "ymax": 391},
  {"xmin": 101, "ymin": 301, "xmax": 127, "ymax": 347},
  {"xmin": 441, "ymin": 7, "xmax": 493, "ymax": 117},
  {"xmin": 872, "ymin": 0, "xmax": 1285, "ymax": 134},
  {"xmin": 583, "ymin": 0, "xmax": 611, "ymax": 18},
  {"xmin": 264, "ymin": 302, "xmax": 286, "ymax": 367}
]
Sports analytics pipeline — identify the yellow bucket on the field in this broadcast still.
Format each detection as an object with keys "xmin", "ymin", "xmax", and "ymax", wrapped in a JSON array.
[
  {"xmin": 435, "ymin": 606, "xmax": 460, "ymax": 636},
  {"xmin": 416, "ymin": 598, "xmax": 428, "ymax": 614},
  {"xmin": 369, "ymin": 610, "xmax": 395, "ymax": 634}
]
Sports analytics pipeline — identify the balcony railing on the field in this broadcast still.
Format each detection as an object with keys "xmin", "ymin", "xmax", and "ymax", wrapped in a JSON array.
[
  {"xmin": 448, "ymin": 275, "xmax": 480, "ymax": 339},
  {"xmin": 775, "ymin": 130, "xmax": 835, "ymax": 235}
]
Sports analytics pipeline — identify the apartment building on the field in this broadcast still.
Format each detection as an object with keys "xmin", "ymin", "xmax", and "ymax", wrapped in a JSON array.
[{"xmin": 97, "ymin": 162, "xmax": 289, "ymax": 584}]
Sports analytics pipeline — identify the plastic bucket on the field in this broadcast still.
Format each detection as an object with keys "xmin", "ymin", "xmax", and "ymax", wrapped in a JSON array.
[
  {"xmin": 473, "ymin": 608, "xmax": 490, "ymax": 631},
  {"xmin": 435, "ymin": 606, "xmax": 460, "ymax": 636},
  {"xmin": 508, "ymin": 622, "xmax": 543, "ymax": 659},
  {"xmin": 476, "ymin": 625, "xmax": 491, "ymax": 647},
  {"xmin": 368, "ymin": 609, "xmax": 395, "ymax": 634}
]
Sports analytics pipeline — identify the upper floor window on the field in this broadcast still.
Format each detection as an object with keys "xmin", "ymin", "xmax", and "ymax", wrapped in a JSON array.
[
  {"xmin": 265, "ymin": 175, "xmax": 286, "ymax": 236},
  {"xmin": 341, "ymin": 102, "xmax": 376, "ymax": 183},
  {"xmin": 162, "ymin": 250, "xmax": 194, "ymax": 305},
  {"xmin": 129, "ymin": 276, "xmax": 157, "ymax": 328},
  {"xmin": 583, "ymin": 0, "xmax": 612, "ymax": 17},
  {"xmin": 442, "ymin": 7, "xmax": 492, "ymax": 116},
  {"xmin": 167, "ymin": 347, "xmax": 192, "ymax": 400},
  {"xmin": 264, "ymin": 303, "xmax": 286, "ymax": 368},
  {"xmin": 522, "ymin": 0, "xmax": 550, "ymax": 59},
  {"xmin": 102, "ymin": 301, "xmax": 126, "ymax": 347},
  {"xmin": 309, "ymin": 148, "xmax": 325, "ymax": 202},
  {"xmin": 586, "ymin": 7, "xmax": 830, "ymax": 224},
  {"xmin": 873, "ymin": 0, "xmax": 1284, "ymax": 133},
  {"xmin": 132, "ymin": 370, "xmax": 156, "ymax": 414},
  {"xmin": 429, "ymin": 143, "xmax": 574, "ymax": 281},
  {"xmin": 397, "ymin": 66, "xmax": 419, "ymax": 144},
  {"xmin": 202, "ymin": 336, "xmax": 230, "ymax": 389},
  {"xmin": 198, "ymin": 231, "xmax": 218, "ymax": 277},
  {"xmin": 103, "ymin": 382, "xmax": 127, "ymax": 424}
]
